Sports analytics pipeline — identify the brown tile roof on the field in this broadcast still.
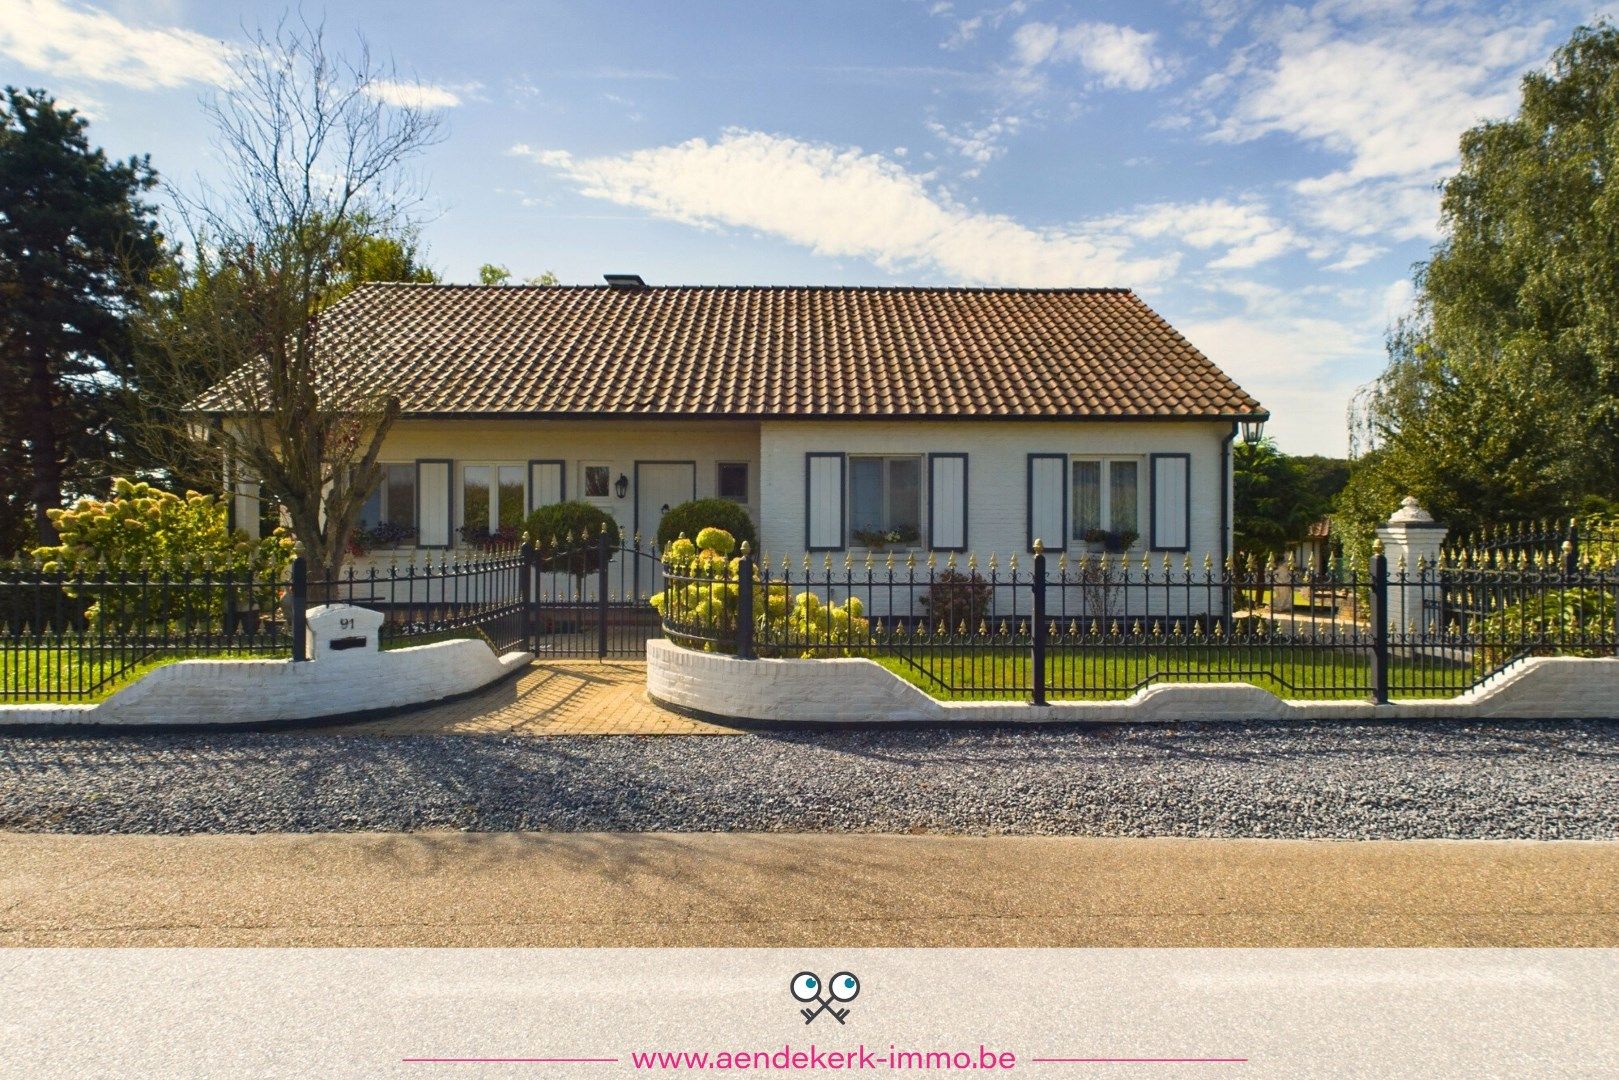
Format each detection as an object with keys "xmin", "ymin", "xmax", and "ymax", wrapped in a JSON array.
[{"xmin": 231, "ymin": 284, "xmax": 1266, "ymax": 420}]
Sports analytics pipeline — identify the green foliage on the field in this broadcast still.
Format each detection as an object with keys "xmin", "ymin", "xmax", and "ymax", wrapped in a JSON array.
[
  {"xmin": 1234, "ymin": 438, "xmax": 1323, "ymax": 563},
  {"xmin": 655, "ymin": 498, "xmax": 758, "ymax": 551},
  {"xmin": 478, "ymin": 263, "xmax": 558, "ymax": 286},
  {"xmin": 0, "ymin": 88, "xmax": 169, "ymax": 548},
  {"xmin": 28, "ymin": 477, "xmax": 294, "ymax": 629},
  {"xmin": 648, "ymin": 533, "xmax": 868, "ymax": 657},
  {"xmin": 523, "ymin": 500, "xmax": 618, "ymax": 578},
  {"xmin": 1476, "ymin": 588, "xmax": 1616, "ymax": 668},
  {"xmin": 1346, "ymin": 22, "xmax": 1619, "ymax": 548}
]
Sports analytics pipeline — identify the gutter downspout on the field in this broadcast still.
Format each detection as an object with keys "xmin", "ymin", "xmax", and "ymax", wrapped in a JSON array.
[{"xmin": 1220, "ymin": 421, "xmax": 1237, "ymax": 619}]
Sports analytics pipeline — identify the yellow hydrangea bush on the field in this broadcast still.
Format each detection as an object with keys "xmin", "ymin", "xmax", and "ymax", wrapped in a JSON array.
[
  {"xmin": 649, "ymin": 528, "xmax": 869, "ymax": 657},
  {"xmin": 31, "ymin": 478, "xmax": 295, "ymax": 631}
]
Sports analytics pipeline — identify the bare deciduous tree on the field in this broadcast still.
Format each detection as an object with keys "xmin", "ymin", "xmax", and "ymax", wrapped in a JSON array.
[{"xmin": 138, "ymin": 16, "xmax": 443, "ymax": 580}]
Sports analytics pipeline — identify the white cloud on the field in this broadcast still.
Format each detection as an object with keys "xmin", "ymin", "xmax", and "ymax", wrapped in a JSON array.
[
  {"xmin": 512, "ymin": 130, "xmax": 1177, "ymax": 287},
  {"xmin": 926, "ymin": 115, "xmax": 1022, "ymax": 170},
  {"xmin": 1207, "ymin": 1, "xmax": 1557, "ymax": 242},
  {"xmin": 1324, "ymin": 242, "xmax": 1386, "ymax": 272},
  {"xmin": 1102, "ymin": 199, "xmax": 1302, "ymax": 270},
  {"xmin": 1012, "ymin": 20, "xmax": 1173, "ymax": 91},
  {"xmin": 0, "ymin": 0, "xmax": 232, "ymax": 89},
  {"xmin": 364, "ymin": 79, "xmax": 463, "ymax": 110},
  {"xmin": 1181, "ymin": 302, "xmax": 1374, "ymax": 455}
]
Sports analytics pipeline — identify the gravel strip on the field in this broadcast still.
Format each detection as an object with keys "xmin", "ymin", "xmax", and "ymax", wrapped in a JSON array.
[{"xmin": 0, "ymin": 720, "xmax": 1615, "ymax": 838}]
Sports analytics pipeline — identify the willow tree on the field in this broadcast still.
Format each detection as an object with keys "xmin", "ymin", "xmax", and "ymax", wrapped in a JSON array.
[
  {"xmin": 138, "ymin": 18, "xmax": 443, "ymax": 580},
  {"xmin": 1343, "ymin": 22, "xmax": 1619, "ymax": 543}
]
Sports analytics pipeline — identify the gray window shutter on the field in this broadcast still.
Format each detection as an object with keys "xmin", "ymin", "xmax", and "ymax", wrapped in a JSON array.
[
  {"xmin": 1150, "ymin": 453, "xmax": 1191, "ymax": 551},
  {"xmin": 1027, "ymin": 454, "xmax": 1066, "ymax": 552},
  {"xmin": 805, "ymin": 453, "xmax": 845, "ymax": 551},
  {"xmin": 416, "ymin": 459, "xmax": 452, "ymax": 548},
  {"xmin": 928, "ymin": 453, "xmax": 968, "ymax": 551},
  {"xmin": 528, "ymin": 460, "xmax": 565, "ymax": 511}
]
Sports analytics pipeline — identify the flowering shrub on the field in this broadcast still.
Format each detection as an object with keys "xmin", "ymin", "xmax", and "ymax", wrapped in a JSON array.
[
  {"xmin": 918, "ymin": 569, "xmax": 992, "ymax": 632},
  {"xmin": 649, "ymin": 528, "xmax": 869, "ymax": 657},
  {"xmin": 31, "ymin": 478, "xmax": 295, "ymax": 631}
]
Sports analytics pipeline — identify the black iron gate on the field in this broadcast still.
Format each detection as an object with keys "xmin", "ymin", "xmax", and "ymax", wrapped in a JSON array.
[
  {"xmin": 523, "ymin": 535, "xmax": 666, "ymax": 659},
  {"xmin": 310, "ymin": 537, "xmax": 666, "ymax": 662}
]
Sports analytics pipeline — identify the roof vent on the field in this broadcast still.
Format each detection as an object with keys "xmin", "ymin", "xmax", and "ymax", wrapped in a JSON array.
[{"xmin": 604, "ymin": 273, "xmax": 647, "ymax": 290}]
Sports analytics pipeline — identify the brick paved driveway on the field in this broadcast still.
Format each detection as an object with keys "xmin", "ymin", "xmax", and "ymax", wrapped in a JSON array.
[{"xmin": 329, "ymin": 661, "xmax": 743, "ymax": 736}]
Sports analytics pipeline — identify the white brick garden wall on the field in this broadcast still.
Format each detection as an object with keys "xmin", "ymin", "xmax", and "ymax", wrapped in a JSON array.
[
  {"xmin": 646, "ymin": 639, "xmax": 1619, "ymax": 724},
  {"xmin": 0, "ymin": 604, "xmax": 531, "ymax": 729}
]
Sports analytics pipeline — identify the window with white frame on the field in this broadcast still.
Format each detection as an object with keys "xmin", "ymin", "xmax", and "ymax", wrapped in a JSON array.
[
  {"xmin": 849, "ymin": 455, "xmax": 922, "ymax": 547},
  {"xmin": 580, "ymin": 462, "xmax": 612, "ymax": 501},
  {"xmin": 1071, "ymin": 457, "xmax": 1141, "ymax": 544},
  {"xmin": 461, "ymin": 464, "xmax": 525, "ymax": 544},
  {"xmin": 358, "ymin": 463, "xmax": 418, "ymax": 546}
]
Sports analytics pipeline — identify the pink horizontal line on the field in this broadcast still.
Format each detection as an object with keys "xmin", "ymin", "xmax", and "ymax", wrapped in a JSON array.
[
  {"xmin": 402, "ymin": 1059, "xmax": 619, "ymax": 1064},
  {"xmin": 1032, "ymin": 1059, "xmax": 1247, "ymax": 1064}
]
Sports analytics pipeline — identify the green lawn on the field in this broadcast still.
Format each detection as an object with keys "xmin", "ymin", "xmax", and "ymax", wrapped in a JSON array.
[
  {"xmin": 0, "ymin": 646, "xmax": 284, "ymax": 704},
  {"xmin": 874, "ymin": 646, "xmax": 1482, "ymax": 701}
]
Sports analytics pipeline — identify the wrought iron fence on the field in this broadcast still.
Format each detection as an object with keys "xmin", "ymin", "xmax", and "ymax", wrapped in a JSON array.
[
  {"xmin": 1, "ymin": 560, "xmax": 293, "ymax": 701},
  {"xmin": 656, "ymin": 543, "xmax": 1619, "ymax": 703},
  {"xmin": 2, "ymin": 533, "xmax": 669, "ymax": 701}
]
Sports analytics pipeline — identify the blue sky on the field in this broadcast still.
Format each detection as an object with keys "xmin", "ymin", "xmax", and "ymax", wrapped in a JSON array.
[{"xmin": 2, "ymin": 0, "xmax": 1602, "ymax": 454}]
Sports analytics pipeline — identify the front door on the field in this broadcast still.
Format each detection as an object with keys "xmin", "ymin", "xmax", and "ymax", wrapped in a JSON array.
[{"xmin": 635, "ymin": 462, "xmax": 696, "ymax": 592}]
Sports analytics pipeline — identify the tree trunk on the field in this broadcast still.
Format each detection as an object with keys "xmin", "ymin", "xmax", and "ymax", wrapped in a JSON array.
[{"xmin": 26, "ymin": 346, "xmax": 61, "ymax": 545}]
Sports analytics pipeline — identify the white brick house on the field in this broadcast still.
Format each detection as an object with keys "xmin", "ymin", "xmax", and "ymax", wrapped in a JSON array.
[{"xmin": 233, "ymin": 278, "xmax": 1267, "ymax": 572}]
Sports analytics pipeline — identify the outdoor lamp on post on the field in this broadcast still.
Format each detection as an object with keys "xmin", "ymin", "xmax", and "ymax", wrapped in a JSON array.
[
  {"xmin": 1240, "ymin": 417, "xmax": 1266, "ymax": 446},
  {"xmin": 614, "ymin": 473, "xmax": 629, "ymax": 499}
]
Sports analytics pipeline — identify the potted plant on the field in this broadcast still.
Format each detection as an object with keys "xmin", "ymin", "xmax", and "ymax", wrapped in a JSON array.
[
  {"xmin": 851, "ymin": 524, "xmax": 920, "ymax": 551},
  {"xmin": 1081, "ymin": 528, "xmax": 1139, "ymax": 554}
]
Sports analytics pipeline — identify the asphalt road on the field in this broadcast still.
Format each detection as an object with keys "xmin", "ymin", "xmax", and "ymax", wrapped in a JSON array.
[{"xmin": 2, "ymin": 832, "xmax": 1614, "ymax": 947}]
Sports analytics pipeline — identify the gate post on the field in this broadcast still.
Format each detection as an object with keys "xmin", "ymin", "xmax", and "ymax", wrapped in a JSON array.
[
  {"xmin": 520, "ymin": 535, "xmax": 535, "ymax": 653},
  {"xmin": 597, "ymin": 530, "xmax": 610, "ymax": 659},
  {"xmin": 289, "ymin": 545, "xmax": 309, "ymax": 662},
  {"xmin": 1369, "ymin": 541, "xmax": 1389, "ymax": 705},
  {"xmin": 735, "ymin": 543, "xmax": 755, "ymax": 660},
  {"xmin": 1031, "ymin": 539, "xmax": 1048, "ymax": 706}
]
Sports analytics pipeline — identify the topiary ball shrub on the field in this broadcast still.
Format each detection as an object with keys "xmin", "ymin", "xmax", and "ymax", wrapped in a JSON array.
[
  {"xmin": 524, "ymin": 500, "xmax": 619, "ymax": 578},
  {"xmin": 656, "ymin": 498, "xmax": 757, "ymax": 552}
]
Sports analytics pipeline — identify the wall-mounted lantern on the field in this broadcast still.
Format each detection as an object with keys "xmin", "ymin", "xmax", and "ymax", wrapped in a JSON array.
[
  {"xmin": 615, "ymin": 473, "xmax": 630, "ymax": 499},
  {"xmin": 1240, "ymin": 417, "xmax": 1266, "ymax": 446}
]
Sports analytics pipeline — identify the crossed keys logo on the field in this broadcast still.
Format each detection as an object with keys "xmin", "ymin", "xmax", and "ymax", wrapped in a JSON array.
[{"xmin": 791, "ymin": 971, "xmax": 860, "ymax": 1024}]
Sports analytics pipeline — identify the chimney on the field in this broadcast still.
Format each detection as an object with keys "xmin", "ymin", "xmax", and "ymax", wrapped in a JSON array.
[{"xmin": 604, "ymin": 273, "xmax": 648, "ymax": 290}]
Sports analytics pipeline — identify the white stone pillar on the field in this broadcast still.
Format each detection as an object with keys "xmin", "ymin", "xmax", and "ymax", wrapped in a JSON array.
[{"xmin": 1375, "ymin": 497, "xmax": 1448, "ymax": 635}]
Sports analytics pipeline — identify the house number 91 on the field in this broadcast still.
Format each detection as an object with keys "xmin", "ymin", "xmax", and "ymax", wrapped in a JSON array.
[{"xmin": 339, "ymin": 618, "xmax": 355, "ymax": 629}]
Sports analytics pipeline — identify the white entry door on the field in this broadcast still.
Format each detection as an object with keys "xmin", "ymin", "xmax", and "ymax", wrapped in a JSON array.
[
  {"xmin": 636, "ymin": 462, "xmax": 696, "ymax": 596},
  {"xmin": 635, "ymin": 462, "xmax": 696, "ymax": 545}
]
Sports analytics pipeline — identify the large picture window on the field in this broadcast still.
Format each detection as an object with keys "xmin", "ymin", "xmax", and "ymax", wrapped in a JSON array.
[
  {"xmin": 358, "ymin": 463, "xmax": 418, "ymax": 546},
  {"xmin": 849, "ymin": 455, "xmax": 922, "ymax": 547},
  {"xmin": 1072, "ymin": 458, "xmax": 1140, "ymax": 543},
  {"xmin": 462, "ymin": 464, "xmax": 525, "ymax": 545}
]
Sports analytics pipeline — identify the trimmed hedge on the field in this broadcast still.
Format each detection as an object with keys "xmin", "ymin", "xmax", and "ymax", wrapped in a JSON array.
[
  {"xmin": 524, "ymin": 500, "xmax": 619, "ymax": 578},
  {"xmin": 656, "ymin": 498, "xmax": 757, "ymax": 552}
]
